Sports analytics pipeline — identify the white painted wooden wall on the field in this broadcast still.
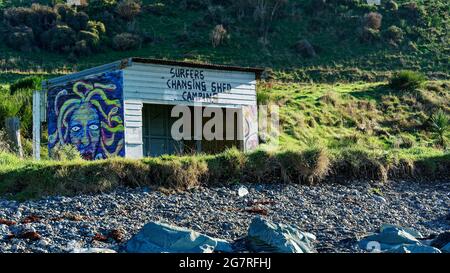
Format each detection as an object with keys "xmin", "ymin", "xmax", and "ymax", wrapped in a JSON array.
[{"xmin": 122, "ymin": 63, "xmax": 258, "ymax": 159}]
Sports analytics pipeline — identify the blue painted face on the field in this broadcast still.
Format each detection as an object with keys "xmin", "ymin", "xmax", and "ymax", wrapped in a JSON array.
[{"xmin": 68, "ymin": 102, "xmax": 101, "ymax": 160}]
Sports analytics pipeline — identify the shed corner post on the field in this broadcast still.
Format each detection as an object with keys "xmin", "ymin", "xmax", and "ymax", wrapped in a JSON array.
[{"xmin": 32, "ymin": 89, "xmax": 41, "ymax": 160}]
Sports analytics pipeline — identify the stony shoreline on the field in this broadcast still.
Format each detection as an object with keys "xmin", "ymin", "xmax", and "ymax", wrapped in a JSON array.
[{"xmin": 0, "ymin": 180, "xmax": 449, "ymax": 253}]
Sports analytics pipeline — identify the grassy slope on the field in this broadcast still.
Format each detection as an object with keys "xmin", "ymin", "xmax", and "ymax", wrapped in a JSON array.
[
  {"xmin": 0, "ymin": 0, "xmax": 448, "ymax": 83},
  {"xmin": 0, "ymin": 1, "xmax": 449, "ymax": 199}
]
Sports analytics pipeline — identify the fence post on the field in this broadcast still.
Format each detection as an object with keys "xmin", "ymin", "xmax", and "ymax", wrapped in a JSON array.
[
  {"xmin": 5, "ymin": 116, "xmax": 23, "ymax": 158},
  {"xmin": 33, "ymin": 90, "xmax": 41, "ymax": 160}
]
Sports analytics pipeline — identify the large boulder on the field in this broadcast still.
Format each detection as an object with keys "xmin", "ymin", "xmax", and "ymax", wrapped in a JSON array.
[
  {"xmin": 387, "ymin": 244, "xmax": 441, "ymax": 253},
  {"xmin": 441, "ymin": 242, "xmax": 450, "ymax": 253},
  {"xmin": 247, "ymin": 217, "xmax": 316, "ymax": 253},
  {"xmin": 125, "ymin": 221, "xmax": 232, "ymax": 253},
  {"xmin": 359, "ymin": 226, "xmax": 419, "ymax": 251},
  {"xmin": 379, "ymin": 224, "xmax": 423, "ymax": 239},
  {"xmin": 430, "ymin": 232, "xmax": 450, "ymax": 249}
]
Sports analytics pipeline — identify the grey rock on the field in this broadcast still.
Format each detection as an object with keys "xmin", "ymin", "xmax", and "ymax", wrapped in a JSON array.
[
  {"xmin": 441, "ymin": 242, "xmax": 450, "ymax": 253},
  {"xmin": 387, "ymin": 243, "xmax": 441, "ymax": 253},
  {"xmin": 247, "ymin": 217, "xmax": 316, "ymax": 253},
  {"xmin": 125, "ymin": 221, "xmax": 233, "ymax": 253}
]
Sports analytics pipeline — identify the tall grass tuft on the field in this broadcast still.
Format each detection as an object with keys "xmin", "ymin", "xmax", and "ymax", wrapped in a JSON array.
[{"xmin": 389, "ymin": 70, "xmax": 425, "ymax": 92}]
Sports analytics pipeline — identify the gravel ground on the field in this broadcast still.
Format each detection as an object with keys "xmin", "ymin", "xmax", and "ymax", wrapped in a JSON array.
[{"xmin": 0, "ymin": 180, "xmax": 449, "ymax": 253}]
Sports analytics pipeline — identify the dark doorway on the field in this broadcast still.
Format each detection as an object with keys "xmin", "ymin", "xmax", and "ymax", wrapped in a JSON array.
[
  {"xmin": 142, "ymin": 104, "xmax": 241, "ymax": 157},
  {"xmin": 142, "ymin": 104, "xmax": 181, "ymax": 157}
]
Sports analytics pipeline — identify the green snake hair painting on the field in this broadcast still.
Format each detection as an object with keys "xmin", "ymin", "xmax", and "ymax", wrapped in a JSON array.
[{"xmin": 47, "ymin": 71, "xmax": 125, "ymax": 160}]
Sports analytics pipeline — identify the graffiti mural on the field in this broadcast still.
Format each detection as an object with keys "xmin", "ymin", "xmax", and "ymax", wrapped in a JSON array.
[
  {"xmin": 243, "ymin": 105, "xmax": 259, "ymax": 151},
  {"xmin": 47, "ymin": 71, "xmax": 125, "ymax": 160}
]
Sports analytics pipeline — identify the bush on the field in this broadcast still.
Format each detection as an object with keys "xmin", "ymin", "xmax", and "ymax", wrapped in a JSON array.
[
  {"xmin": 364, "ymin": 12, "xmax": 382, "ymax": 30},
  {"xmin": 360, "ymin": 27, "xmax": 380, "ymax": 43},
  {"xmin": 389, "ymin": 70, "xmax": 425, "ymax": 92},
  {"xmin": 3, "ymin": 4, "xmax": 57, "ymax": 34},
  {"xmin": 334, "ymin": 148, "xmax": 388, "ymax": 182},
  {"xmin": 87, "ymin": 21, "xmax": 106, "ymax": 35},
  {"xmin": 65, "ymin": 11, "xmax": 89, "ymax": 31},
  {"xmin": 40, "ymin": 24, "xmax": 76, "ymax": 52},
  {"xmin": 294, "ymin": 39, "xmax": 316, "ymax": 58},
  {"xmin": 50, "ymin": 144, "xmax": 82, "ymax": 161},
  {"xmin": 54, "ymin": 3, "xmax": 74, "ymax": 21},
  {"xmin": 88, "ymin": 0, "xmax": 118, "ymax": 14},
  {"xmin": 429, "ymin": 109, "xmax": 449, "ymax": 148},
  {"xmin": 399, "ymin": 2, "xmax": 425, "ymax": 22},
  {"xmin": 277, "ymin": 147, "xmax": 330, "ymax": 185},
  {"xmin": 10, "ymin": 76, "xmax": 42, "ymax": 95},
  {"xmin": 112, "ymin": 32, "xmax": 141, "ymax": 50},
  {"xmin": 3, "ymin": 7, "xmax": 34, "ymax": 27},
  {"xmin": 116, "ymin": 0, "xmax": 142, "ymax": 21},
  {"xmin": 78, "ymin": 30, "xmax": 100, "ymax": 49},
  {"xmin": 385, "ymin": 0, "xmax": 398, "ymax": 11},
  {"xmin": 6, "ymin": 26, "xmax": 35, "ymax": 52},
  {"xmin": 384, "ymin": 25, "xmax": 404, "ymax": 44},
  {"xmin": 210, "ymin": 24, "xmax": 229, "ymax": 48},
  {"xmin": 0, "ymin": 130, "xmax": 12, "ymax": 153}
]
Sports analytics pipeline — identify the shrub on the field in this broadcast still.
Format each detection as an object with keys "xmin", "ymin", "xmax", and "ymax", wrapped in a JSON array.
[
  {"xmin": 116, "ymin": 0, "xmax": 142, "ymax": 21},
  {"xmin": 384, "ymin": 25, "xmax": 404, "ymax": 44},
  {"xmin": 0, "ymin": 130, "xmax": 12, "ymax": 153},
  {"xmin": 112, "ymin": 32, "xmax": 141, "ymax": 50},
  {"xmin": 399, "ymin": 2, "xmax": 425, "ymax": 22},
  {"xmin": 364, "ymin": 12, "xmax": 382, "ymax": 30},
  {"xmin": 360, "ymin": 27, "xmax": 380, "ymax": 43},
  {"xmin": 385, "ymin": 0, "xmax": 398, "ymax": 11},
  {"xmin": 293, "ymin": 39, "xmax": 316, "ymax": 58},
  {"xmin": 277, "ymin": 147, "xmax": 330, "ymax": 185},
  {"xmin": 65, "ymin": 11, "xmax": 89, "ymax": 31},
  {"xmin": 210, "ymin": 24, "xmax": 229, "ymax": 48},
  {"xmin": 10, "ymin": 76, "xmax": 43, "ymax": 95},
  {"xmin": 87, "ymin": 21, "xmax": 106, "ymax": 35},
  {"xmin": 54, "ymin": 3, "xmax": 74, "ymax": 21},
  {"xmin": 207, "ymin": 148, "xmax": 246, "ymax": 184},
  {"xmin": 29, "ymin": 4, "xmax": 58, "ymax": 34},
  {"xmin": 6, "ymin": 26, "xmax": 35, "ymax": 52},
  {"xmin": 334, "ymin": 148, "xmax": 388, "ymax": 182},
  {"xmin": 3, "ymin": 7, "xmax": 34, "ymax": 27},
  {"xmin": 50, "ymin": 144, "xmax": 82, "ymax": 161},
  {"xmin": 389, "ymin": 70, "xmax": 425, "ymax": 92},
  {"xmin": 3, "ymin": 4, "xmax": 57, "ymax": 34},
  {"xmin": 429, "ymin": 109, "xmax": 449, "ymax": 148},
  {"xmin": 78, "ymin": 30, "xmax": 100, "ymax": 49},
  {"xmin": 88, "ymin": 0, "xmax": 118, "ymax": 14},
  {"xmin": 40, "ymin": 24, "xmax": 76, "ymax": 52}
]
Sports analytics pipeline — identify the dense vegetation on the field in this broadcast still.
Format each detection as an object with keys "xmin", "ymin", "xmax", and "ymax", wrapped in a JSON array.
[
  {"xmin": 0, "ymin": 0, "xmax": 448, "ymax": 199},
  {"xmin": 0, "ymin": 0, "xmax": 448, "ymax": 82}
]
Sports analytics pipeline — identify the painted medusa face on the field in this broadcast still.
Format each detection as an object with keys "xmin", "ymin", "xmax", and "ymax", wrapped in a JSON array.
[{"xmin": 68, "ymin": 102, "xmax": 101, "ymax": 160}]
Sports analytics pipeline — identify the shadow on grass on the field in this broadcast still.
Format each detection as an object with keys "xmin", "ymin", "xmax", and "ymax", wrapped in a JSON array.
[{"xmin": 349, "ymin": 84, "xmax": 393, "ymax": 102}]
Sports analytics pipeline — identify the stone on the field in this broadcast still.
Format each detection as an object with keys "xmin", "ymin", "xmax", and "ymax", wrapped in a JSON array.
[
  {"xmin": 125, "ymin": 221, "xmax": 233, "ymax": 253},
  {"xmin": 430, "ymin": 232, "xmax": 450, "ymax": 249},
  {"xmin": 247, "ymin": 217, "xmax": 316, "ymax": 253},
  {"xmin": 379, "ymin": 224, "xmax": 423, "ymax": 239},
  {"xmin": 441, "ymin": 242, "xmax": 450, "ymax": 253},
  {"xmin": 72, "ymin": 248, "xmax": 117, "ymax": 253},
  {"xmin": 238, "ymin": 186, "xmax": 249, "ymax": 197},
  {"xmin": 387, "ymin": 244, "xmax": 441, "ymax": 253},
  {"xmin": 359, "ymin": 226, "xmax": 420, "ymax": 251},
  {"xmin": 0, "ymin": 224, "xmax": 10, "ymax": 239}
]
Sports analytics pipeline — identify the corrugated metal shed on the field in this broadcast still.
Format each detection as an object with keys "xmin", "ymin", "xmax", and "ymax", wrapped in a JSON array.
[{"xmin": 38, "ymin": 58, "xmax": 263, "ymax": 159}]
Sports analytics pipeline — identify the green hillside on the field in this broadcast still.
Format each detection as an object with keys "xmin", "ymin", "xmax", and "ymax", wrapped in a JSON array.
[
  {"xmin": 0, "ymin": 1, "xmax": 449, "ymax": 199},
  {"xmin": 0, "ymin": 0, "xmax": 448, "ymax": 82}
]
